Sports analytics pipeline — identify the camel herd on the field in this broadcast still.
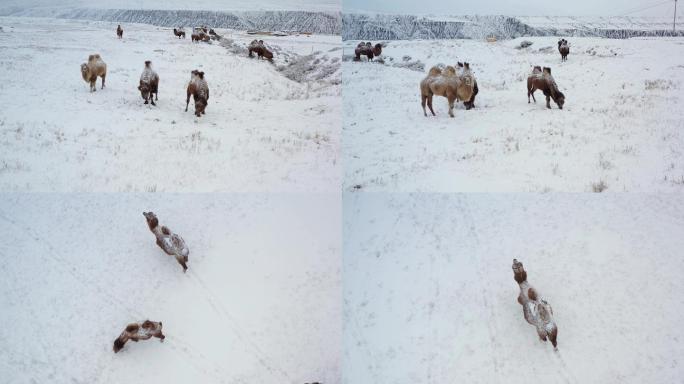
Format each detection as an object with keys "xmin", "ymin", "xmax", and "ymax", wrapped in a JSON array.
[
  {"xmin": 512, "ymin": 259, "xmax": 559, "ymax": 349},
  {"xmin": 113, "ymin": 212, "xmax": 189, "ymax": 353},
  {"xmin": 353, "ymin": 39, "xmax": 570, "ymax": 117}
]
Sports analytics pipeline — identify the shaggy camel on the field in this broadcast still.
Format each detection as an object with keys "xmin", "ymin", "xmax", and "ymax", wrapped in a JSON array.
[
  {"xmin": 185, "ymin": 70, "xmax": 209, "ymax": 117},
  {"xmin": 558, "ymin": 39, "xmax": 570, "ymax": 61},
  {"xmin": 354, "ymin": 42, "xmax": 382, "ymax": 61},
  {"xmin": 143, "ymin": 211, "xmax": 189, "ymax": 272},
  {"xmin": 80, "ymin": 54, "xmax": 107, "ymax": 92},
  {"xmin": 138, "ymin": 61, "xmax": 159, "ymax": 106},
  {"xmin": 173, "ymin": 28, "xmax": 186, "ymax": 39},
  {"xmin": 248, "ymin": 40, "xmax": 274, "ymax": 61},
  {"xmin": 512, "ymin": 259, "xmax": 558, "ymax": 349},
  {"xmin": 457, "ymin": 62, "xmax": 479, "ymax": 109},
  {"xmin": 113, "ymin": 320, "xmax": 165, "ymax": 353},
  {"xmin": 527, "ymin": 66, "xmax": 565, "ymax": 109},
  {"xmin": 116, "ymin": 25, "xmax": 123, "ymax": 39},
  {"xmin": 420, "ymin": 65, "xmax": 475, "ymax": 118}
]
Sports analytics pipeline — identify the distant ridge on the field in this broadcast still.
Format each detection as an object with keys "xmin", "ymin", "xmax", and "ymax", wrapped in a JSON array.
[
  {"xmin": 0, "ymin": 8, "xmax": 342, "ymax": 35},
  {"xmin": 342, "ymin": 13, "xmax": 684, "ymax": 40}
]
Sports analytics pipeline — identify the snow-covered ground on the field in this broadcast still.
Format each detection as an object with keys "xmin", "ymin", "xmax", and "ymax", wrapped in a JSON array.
[
  {"xmin": 343, "ymin": 193, "xmax": 684, "ymax": 383},
  {"xmin": 343, "ymin": 37, "xmax": 684, "ymax": 192},
  {"xmin": 0, "ymin": 17, "xmax": 340, "ymax": 192},
  {"xmin": 0, "ymin": 193, "xmax": 341, "ymax": 383}
]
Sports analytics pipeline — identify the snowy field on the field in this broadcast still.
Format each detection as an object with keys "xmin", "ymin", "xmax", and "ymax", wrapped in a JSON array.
[
  {"xmin": 0, "ymin": 193, "xmax": 341, "ymax": 383},
  {"xmin": 343, "ymin": 193, "xmax": 684, "ymax": 383},
  {"xmin": 0, "ymin": 17, "xmax": 340, "ymax": 192},
  {"xmin": 343, "ymin": 37, "xmax": 684, "ymax": 192}
]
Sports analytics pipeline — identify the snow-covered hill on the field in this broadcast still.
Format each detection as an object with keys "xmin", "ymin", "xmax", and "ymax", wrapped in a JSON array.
[
  {"xmin": 1, "ymin": 7, "xmax": 341, "ymax": 35},
  {"xmin": 0, "ymin": 193, "xmax": 341, "ymax": 384},
  {"xmin": 342, "ymin": 13, "xmax": 684, "ymax": 40},
  {"xmin": 343, "ymin": 37, "xmax": 684, "ymax": 192},
  {"xmin": 0, "ymin": 17, "xmax": 341, "ymax": 192},
  {"xmin": 343, "ymin": 193, "xmax": 684, "ymax": 383}
]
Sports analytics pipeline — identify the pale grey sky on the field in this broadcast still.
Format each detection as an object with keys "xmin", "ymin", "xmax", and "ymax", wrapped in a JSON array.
[
  {"xmin": 0, "ymin": 0, "xmax": 340, "ymax": 12},
  {"xmin": 343, "ymin": 0, "xmax": 680, "ymax": 17}
]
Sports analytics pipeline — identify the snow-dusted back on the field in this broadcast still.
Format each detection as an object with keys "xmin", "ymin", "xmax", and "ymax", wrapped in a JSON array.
[
  {"xmin": 342, "ymin": 13, "xmax": 684, "ymax": 40},
  {"xmin": 1, "ymin": 7, "xmax": 341, "ymax": 35}
]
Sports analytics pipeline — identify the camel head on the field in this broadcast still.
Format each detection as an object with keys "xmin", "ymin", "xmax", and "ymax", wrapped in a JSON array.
[
  {"xmin": 198, "ymin": 71, "xmax": 205, "ymax": 80},
  {"xmin": 464, "ymin": 62, "xmax": 470, "ymax": 71},
  {"xmin": 80, "ymin": 63, "xmax": 89, "ymax": 81},
  {"xmin": 548, "ymin": 325, "xmax": 558, "ymax": 348},
  {"xmin": 533, "ymin": 65, "xmax": 542, "ymax": 73},
  {"xmin": 138, "ymin": 82, "xmax": 151, "ymax": 100},
  {"xmin": 263, "ymin": 49, "xmax": 274, "ymax": 60},
  {"xmin": 554, "ymin": 91, "xmax": 565, "ymax": 109},
  {"xmin": 143, "ymin": 212, "xmax": 159, "ymax": 230},
  {"xmin": 113, "ymin": 337, "xmax": 125, "ymax": 353},
  {"xmin": 543, "ymin": 67, "xmax": 551, "ymax": 75},
  {"xmin": 145, "ymin": 60, "xmax": 151, "ymax": 68},
  {"xmin": 195, "ymin": 97, "xmax": 207, "ymax": 115},
  {"xmin": 373, "ymin": 43, "xmax": 382, "ymax": 56}
]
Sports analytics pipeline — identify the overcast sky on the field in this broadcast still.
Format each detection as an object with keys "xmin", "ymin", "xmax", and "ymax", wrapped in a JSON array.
[
  {"xmin": 0, "ymin": 0, "xmax": 340, "ymax": 12},
  {"xmin": 343, "ymin": 0, "xmax": 680, "ymax": 17}
]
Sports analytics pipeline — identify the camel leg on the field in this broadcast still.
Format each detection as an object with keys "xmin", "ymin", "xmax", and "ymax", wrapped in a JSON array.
[
  {"xmin": 178, "ymin": 258, "xmax": 188, "ymax": 272},
  {"xmin": 546, "ymin": 95, "xmax": 551, "ymax": 109},
  {"xmin": 427, "ymin": 95, "xmax": 436, "ymax": 116},
  {"xmin": 448, "ymin": 96, "xmax": 455, "ymax": 118},
  {"xmin": 101, "ymin": 75, "xmax": 106, "ymax": 89},
  {"xmin": 421, "ymin": 95, "xmax": 428, "ymax": 116},
  {"xmin": 530, "ymin": 88, "xmax": 537, "ymax": 103},
  {"xmin": 185, "ymin": 93, "xmax": 191, "ymax": 112}
]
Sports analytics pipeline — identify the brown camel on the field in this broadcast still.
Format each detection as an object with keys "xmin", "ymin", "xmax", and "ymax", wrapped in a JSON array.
[
  {"xmin": 354, "ymin": 42, "xmax": 382, "ymax": 61},
  {"xmin": 248, "ymin": 40, "xmax": 274, "ymax": 61},
  {"xmin": 420, "ymin": 65, "xmax": 475, "ymax": 118},
  {"xmin": 512, "ymin": 259, "xmax": 558, "ymax": 349},
  {"xmin": 184, "ymin": 70, "xmax": 209, "ymax": 117},
  {"xmin": 558, "ymin": 39, "xmax": 569, "ymax": 61},
  {"xmin": 113, "ymin": 320, "xmax": 165, "ymax": 353},
  {"xmin": 173, "ymin": 28, "xmax": 186, "ymax": 39},
  {"xmin": 138, "ymin": 61, "xmax": 159, "ymax": 106},
  {"xmin": 457, "ymin": 62, "xmax": 478, "ymax": 110},
  {"xmin": 143, "ymin": 211, "xmax": 189, "ymax": 272},
  {"xmin": 116, "ymin": 25, "xmax": 123, "ymax": 39},
  {"xmin": 527, "ymin": 66, "xmax": 565, "ymax": 109}
]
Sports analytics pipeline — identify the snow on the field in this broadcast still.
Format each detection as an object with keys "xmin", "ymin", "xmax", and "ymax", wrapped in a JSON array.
[
  {"xmin": 342, "ymin": 37, "xmax": 684, "ymax": 192},
  {"xmin": 343, "ymin": 193, "xmax": 684, "ymax": 384},
  {"xmin": 0, "ymin": 17, "xmax": 341, "ymax": 192},
  {"xmin": 0, "ymin": 193, "xmax": 341, "ymax": 383}
]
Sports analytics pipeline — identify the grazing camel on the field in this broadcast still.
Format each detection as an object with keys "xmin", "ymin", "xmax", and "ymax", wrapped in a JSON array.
[
  {"xmin": 80, "ymin": 54, "xmax": 107, "ymax": 92},
  {"xmin": 185, "ymin": 70, "xmax": 209, "ymax": 117},
  {"xmin": 116, "ymin": 25, "xmax": 123, "ymax": 39},
  {"xmin": 248, "ymin": 40, "xmax": 274, "ymax": 61},
  {"xmin": 113, "ymin": 320, "xmax": 165, "ymax": 353},
  {"xmin": 143, "ymin": 211, "xmax": 189, "ymax": 272},
  {"xmin": 138, "ymin": 60, "xmax": 159, "ymax": 106},
  {"xmin": 512, "ymin": 259, "xmax": 558, "ymax": 349},
  {"xmin": 558, "ymin": 39, "xmax": 569, "ymax": 62},
  {"xmin": 527, "ymin": 66, "xmax": 565, "ymax": 109},
  {"xmin": 173, "ymin": 28, "xmax": 186, "ymax": 39},
  {"xmin": 354, "ymin": 41, "xmax": 382, "ymax": 61},
  {"xmin": 420, "ymin": 65, "xmax": 475, "ymax": 118}
]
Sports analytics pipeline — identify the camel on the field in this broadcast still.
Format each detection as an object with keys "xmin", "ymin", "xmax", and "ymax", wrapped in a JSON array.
[
  {"xmin": 143, "ymin": 212, "xmax": 189, "ymax": 272},
  {"xmin": 457, "ymin": 62, "xmax": 479, "ymax": 110},
  {"xmin": 248, "ymin": 40, "xmax": 274, "ymax": 61},
  {"xmin": 558, "ymin": 39, "xmax": 569, "ymax": 62},
  {"xmin": 354, "ymin": 41, "xmax": 383, "ymax": 61},
  {"xmin": 80, "ymin": 54, "xmax": 107, "ymax": 92},
  {"xmin": 512, "ymin": 259, "xmax": 558, "ymax": 349},
  {"xmin": 527, "ymin": 66, "xmax": 565, "ymax": 109},
  {"xmin": 113, "ymin": 320, "xmax": 165, "ymax": 353},
  {"xmin": 184, "ymin": 70, "xmax": 209, "ymax": 117},
  {"xmin": 173, "ymin": 28, "xmax": 186, "ymax": 39},
  {"xmin": 420, "ymin": 65, "xmax": 475, "ymax": 118},
  {"xmin": 138, "ymin": 61, "xmax": 159, "ymax": 106},
  {"xmin": 116, "ymin": 25, "xmax": 123, "ymax": 39}
]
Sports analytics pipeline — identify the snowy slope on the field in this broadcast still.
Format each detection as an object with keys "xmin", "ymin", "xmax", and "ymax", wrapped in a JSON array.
[
  {"xmin": 0, "ymin": 193, "xmax": 341, "ymax": 384},
  {"xmin": 0, "ymin": 17, "xmax": 341, "ymax": 192},
  {"xmin": 342, "ymin": 14, "xmax": 684, "ymax": 40},
  {"xmin": 342, "ymin": 37, "xmax": 684, "ymax": 192},
  {"xmin": 343, "ymin": 193, "xmax": 684, "ymax": 384}
]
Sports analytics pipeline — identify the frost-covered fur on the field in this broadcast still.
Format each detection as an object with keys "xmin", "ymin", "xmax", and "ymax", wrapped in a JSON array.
[
  {"xmin": 420, "ymin": 65, "xmax": 475, "ymax": 118},
  {"xmin": 527, "ymin": 66, "xmax": 565, "ymax": 109},
  {"xmin": 113, "ymin": 320, "xmax": 165, "ymax": 353},
  {"xmin": 138, "ymin": 61, "xmax": 159, "ymax": 106},
  {"xmin": 80, "ymin": 54, "xmax": 107, "ymax": 92},
  {"xmin": 558, "ymin": 39, "xmax": 570, "ymax": 61},
  {"xmin": 512, "ymin": 259, "xmax": 558, "ymax": 349},
  {"xmin": 143, "ymin": 212, "xmax": 189, "ymax": 272},
  {"xmin": 185, "ymin": 70, "xmax": 209, "ymax": 117}
]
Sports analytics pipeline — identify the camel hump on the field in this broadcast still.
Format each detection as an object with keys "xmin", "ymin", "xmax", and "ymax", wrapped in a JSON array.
[
  {"xmin": 427, "ymin": 66, "xmax": 442, "ymax": 77},
  {"xmin": 443, "ymin": 66, "xmax": 457, "ymax": 76}
]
